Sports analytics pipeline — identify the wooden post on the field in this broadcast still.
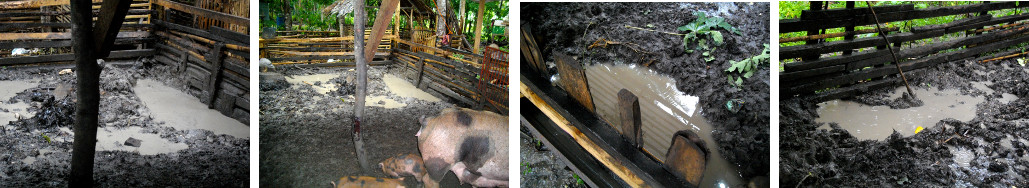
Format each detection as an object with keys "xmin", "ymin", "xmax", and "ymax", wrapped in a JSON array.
[
  {"xmin": 416, "ymin": 58, "xmax": 426, "ymax": 88},
  {"xmin": 472, "ymin": 0, "xmax": 485, "ymax": 53},
  {"xmin": 436, "ymin": 0, "xmax": 447, "ymax": 46},
  {"xmin": 843, "ymin": 1, "xmax": 855, "ymax": 56},
  {"xmin": 206, "ymin": 43, "xmax": 225, "ymax": 108},
  {"xmin": 618, "ymin": 89, "xmax": 642, "ymax": 148},
  {"xmin": 554, "ymin": 52, "xmax": 594, "ymax": 112},
  {"xmin": 352, "ymin": 0, "xmax": 372, "ymax": 173},
  {"xmin": 68, "ymin": 0, "xmax": 98, "ymax": 186},
  {"xmin": 802, "ymin": 1, "xmax": 823, "ymax": 61}
]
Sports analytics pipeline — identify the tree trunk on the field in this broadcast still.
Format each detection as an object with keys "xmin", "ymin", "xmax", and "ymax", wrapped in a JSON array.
[
  {"xmin": 68, "ymin": 0, "xmax": 100, "ymax": 186},
  {"xmin": 352, "ymin": 0, "xmax": 372, "ymax": 173}
]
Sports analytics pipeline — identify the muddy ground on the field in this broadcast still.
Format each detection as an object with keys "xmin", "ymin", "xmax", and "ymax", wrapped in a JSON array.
[
  {"xmin": 519, "ymin": 126, "xmax": 586, "ymax": 188},
  {"xmin": 781, "ymin": 59, "xmax": 1029, "ymax": 186},
  {"xmin": 0, "ymin": 60, "xmax": 249, "ymax": 187},
  {"xmin": 259, "ymin": 65, "xmax": 481, "ymax": 187},
  {"xmin": 522, "ymin": 2, "xmax": 771, "ymax": 185}
]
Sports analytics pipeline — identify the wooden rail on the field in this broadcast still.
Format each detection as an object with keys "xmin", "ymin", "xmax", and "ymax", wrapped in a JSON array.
[{"xmin": 780, "ymin": 2, "xmax": 1029, "ymax": 100}]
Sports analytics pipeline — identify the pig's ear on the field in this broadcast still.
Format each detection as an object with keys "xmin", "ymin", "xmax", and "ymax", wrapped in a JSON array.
[{"xmin": 419, "ymin": 115, "xmax": 427, "ymax": 125}]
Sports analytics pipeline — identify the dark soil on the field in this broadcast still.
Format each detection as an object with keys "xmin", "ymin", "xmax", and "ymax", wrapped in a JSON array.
[
  {"xmin": 519, "ymin": 126, "xmax": 586, "ymax": 188},
  {"xmin": 0, "ymin": 60, "xmax": 249, "ymax": 187},
  {"xmin": 780, "ymin": 59, "xmax": 1029, "ymax": 187},
  {"xmin": 521, "ymin": 2, "xmax": 771, "ymax": 184},
  {"xmin": 258, "ymin": 65, "xmax": 474, "ymax": 187}
]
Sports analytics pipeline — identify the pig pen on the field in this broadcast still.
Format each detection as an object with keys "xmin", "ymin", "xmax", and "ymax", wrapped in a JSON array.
[
  {"xmin": 0, "ymin": 61, "xmax": 249, "ymax": 186},
  {"xmin": 259, "ymin": 65, "xmax": 481, "ymax": 187},
  {"xmin": 521, "ymin": 2, "xmax": 770, "ymax": 187},
  {"xmin": 780, "ymin": 59, "xmax": 1029, "ymax": 186}
]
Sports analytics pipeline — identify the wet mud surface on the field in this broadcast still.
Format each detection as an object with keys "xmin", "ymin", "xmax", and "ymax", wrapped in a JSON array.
[
  {"xmin": 522, "ymin": 2, "xmax": 770, "ymax": 186},
  {"xmin": 0, "ymin": 61, "xmax": 249, "ymax": 187},
  {"xmin": 259, "ymin": 65, "xmax": 475, "ymax": 187},
  {"xmin": 781, "ymin": 59, "xmax": 1029, "ymax": 187},
  {"xmin": 519, "ymin": 127, "xmax": 586, "ymax": 188}
]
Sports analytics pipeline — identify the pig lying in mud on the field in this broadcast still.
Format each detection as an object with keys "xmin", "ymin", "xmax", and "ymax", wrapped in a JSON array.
[
  {"xmin": 416, "ymin": 108, "xmax": 508, "ymax": 188},
  {"xmin": 379, "ymin": 153, "xmax": 426, "ymax": 181},
  {"xmin": 332, "ymin": 176, "xmax": 405, "ymax": 188}
]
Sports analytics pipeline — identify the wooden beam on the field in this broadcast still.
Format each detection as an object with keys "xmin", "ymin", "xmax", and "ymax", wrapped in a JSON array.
[
  {"xmin": 153, "ymin": 0, "xmax": 247, "ymax": 26},
  {"xmin": 0, "ymin": 0, "xmax": 101, "ymax": 10},
  {"xmin": 93, "ymin": 0, "xmax": 133, "ymax": 58},
  {"xmin": 520, "ymin": 78, "xmax": 651, "ymax": 187},
  {"xmin": 472, "ymin": 0, "xmax": 485, "ymax": 53},
  {"xmin": 0, "ymin": 31, "xmax": 148, "ymax": 41},
  {"xmin": 363, "ymin": 0, "xmax": 399, "ymax": 59},
  {"xmin": 555, "ymin": 52, "xmax": 594, "ymax": 112}
]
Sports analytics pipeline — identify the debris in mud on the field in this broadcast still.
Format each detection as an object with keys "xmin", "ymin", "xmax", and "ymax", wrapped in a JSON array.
[
  {"xmin": 124, "ymin": 137, "xmax": 141, "ymax": 147},
  {"xmin": 259, "ymin": 72, "xmax": 290, "ymax": 91},
  {"xmin": 0, "ymin": 61, "xmax": 249, "ymax": 187}
]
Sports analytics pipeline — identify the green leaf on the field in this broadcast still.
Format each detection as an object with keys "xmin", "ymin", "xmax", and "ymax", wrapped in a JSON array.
[
  {"xmin": 702, "ymin": 51, "xmax": 710, "ymax": 56},
  {"xmin": 744, "ymin": 71, "xmax": 754, "ymax": 78},
  {"xmin": 735, "ymin": 77, "xmax": 743, "ymax": 85},
  {"xmin": 677, "ymin": 25, "xmax": 689, "ymax": 31},
  {"xmin": 727, "ymin": 76, "xmax": 734, "ymax": 84},
  {"xmin": 706, "ymin": 56, "xmax": 715, "ymax": 62},
  {"xmin": 711, "ymin": 31, "xmax": 724, "ymax": 46},
  {"xmin": 646, "ymin": 24, "xmax": 654, "ymax": 28},
  {"xmin": 726, "ymin": 61, "xmax": 738, "ymax": 72}
]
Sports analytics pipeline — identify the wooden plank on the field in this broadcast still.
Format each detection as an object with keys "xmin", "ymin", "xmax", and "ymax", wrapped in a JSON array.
[
  {"xmin": 617, "ymin": 89, "xmax": 642, "ymax": 148},
  {"xmin": 781, "ymin": 2, "xmax": 1029, "ymax": 33},
  {"xmin": 93, "ymin": 0, "xmax": 133, "ymax": 58},
  {"xmin": 799, "ymin": 3, "xmax": 913, "ymax": 20},
  {"xmin": 0, "ymin": 37, "xmax": 151, "ymax": 49},
  {"xmin": 0, "ymin": 31, "xmax": 148, "ymax": 41},
  {"xmin": 554, "ymin": 52, "xmax": 594, "ymax": 113},
  {"xmin": 0, "ymin": 49, "xmax": 154, "ymax": 66},
  {"xmin": 780, "ymin": 12, "xmax": 1029, "ymax": 60},
  {"xmin": 787, "ymin": 34, "xmax": 1029, "ymax": 95},
  {"xmin": 155, "ymin": 20, "xmax": 245, "ymax": 46},
  {"xmin": 0, "ymin": 0, "xmax": 101, "ymax": 10},
  {"xmin": 783, "ymin": 22, "xmax": 1029, "ymax": 76},
  {"xmin": 210, "ymin": 26, "xmax": 249, "ymax": 44},
  {"xmin": 153, "ymin": 0, "xmax": 247, "ymax": 26},
  {"xmin": 520, "ymin": 78, "xmax": 652, "ymax": 187}
]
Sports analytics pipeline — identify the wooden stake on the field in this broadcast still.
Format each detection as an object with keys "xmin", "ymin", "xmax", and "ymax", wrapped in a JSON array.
[{"xmin": 867, "ymin": 1, "xmax": 916, "ymax": 98}]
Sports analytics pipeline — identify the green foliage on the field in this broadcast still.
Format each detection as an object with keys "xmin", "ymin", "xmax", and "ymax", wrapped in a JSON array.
[
  {"xmin": 573, "ymin": 174, "xmax": 583, "ymax": 185},
  {"xmin": 41, "ymin": 133, "xmax": 50, "ymax": 143},
  {"xmin": 726, "ymin": 44, "xmax": 770, "ymax": 86},
  {"xmin": 678, "ymin": 12, "xmax": 739, "ymax": 62}
]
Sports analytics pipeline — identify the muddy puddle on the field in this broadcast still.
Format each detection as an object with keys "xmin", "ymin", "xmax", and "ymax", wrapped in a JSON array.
[
  {"xmin": 285, "ymin": 73, "xmax": 340, "ymax": 95},
  {"xmin": 0, "ymin": 80, "xmax": 40, "ymax": 126},
  {"xmin": 816, "ymin": 87, "xmax": 983, "ymax": 140},
  {"xmin": 134, "ymin": 79, "xmax": 249, "ymax": 138},
  {"xmin": 95, "ymin": 126, "xmax": 189, "ymax": 155},
  {"xmin": 584, "ymin": 63, "xmax": 743, "ymax": 187},
  {"xmin": 283, "ymin": 73, "xmax": 441, "ymax": 109}
]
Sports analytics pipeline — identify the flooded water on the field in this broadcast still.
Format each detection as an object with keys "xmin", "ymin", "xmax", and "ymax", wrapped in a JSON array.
[
  {"xmin": 584, "ymin": 63, "xmax": 743, "ymax": 187},
  {"xmin": 96, "ymin": 126, "xmax": 189, "ymax": 155},
  {"xmin": 285, "ymin": 74, "xmax": 340, "ymax": 95},
  {"xmin": 134, "ymin": 79, "xmax": 249, "ymax": 138},
  {"xmin": 816, "ymin": 87, "xmax": 983, "ymax": 140},
  {"xmin": 382, "ymin": 74, "xmax": 441, "ymax": 102},
  {"xmin": 283, "ymin": 73, "xmax": 442, "ymax": 109},
  {"xmin": 0, "ymin": 80, "xmax": 40, "ymax": 125},
  {"xmin": 971, "ymin": 81, "xmax": 1020, "ymax": 104}
]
